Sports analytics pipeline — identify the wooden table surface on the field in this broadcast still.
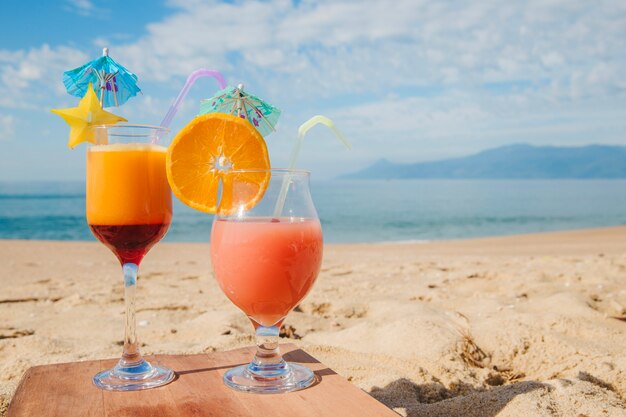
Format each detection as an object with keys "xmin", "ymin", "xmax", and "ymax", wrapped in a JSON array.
[{"xmin": 7, "ymin": 344, "xmax": 399, "ymax": 417}]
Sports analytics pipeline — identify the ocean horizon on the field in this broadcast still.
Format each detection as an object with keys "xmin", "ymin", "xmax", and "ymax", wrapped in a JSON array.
[{"xmin": 1, "ymin": 179, "xmax": 625, "ymax": 244}]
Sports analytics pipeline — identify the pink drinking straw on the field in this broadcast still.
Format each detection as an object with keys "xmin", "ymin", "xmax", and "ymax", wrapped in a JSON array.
[{"xmin": 154, "ymin": 69, "xmax": 227, "ymax": 142}]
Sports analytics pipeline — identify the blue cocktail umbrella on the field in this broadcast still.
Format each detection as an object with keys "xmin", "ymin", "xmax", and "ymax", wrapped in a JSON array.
[
  {"xmin": 63, "ymin": 48, "xmax": 141, "ymax": 108},
  {"xmin": 198, "ymin": 84, "xmax": 281, "ymax": 137}
]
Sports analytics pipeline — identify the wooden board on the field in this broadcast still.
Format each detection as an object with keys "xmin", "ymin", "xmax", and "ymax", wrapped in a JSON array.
[{"xmin": 7, "ymin": 344, "xmax": 399, "ymax": 417}]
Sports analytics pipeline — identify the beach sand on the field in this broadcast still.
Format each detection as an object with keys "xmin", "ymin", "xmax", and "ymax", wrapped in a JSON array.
[{"xmin": 1, "ymin": 227, "xmax": 625, "ymax": 416}]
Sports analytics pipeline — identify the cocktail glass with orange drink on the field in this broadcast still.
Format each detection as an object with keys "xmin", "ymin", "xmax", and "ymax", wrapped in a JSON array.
[{"xmin": 88, "ymin": 124, "xmax": 175, "ymax": 391}]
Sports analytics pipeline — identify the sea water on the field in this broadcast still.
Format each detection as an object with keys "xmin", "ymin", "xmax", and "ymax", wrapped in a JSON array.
[{"xmin": 1, "ymin": 179, "xmax": 626, "ymax": 243}]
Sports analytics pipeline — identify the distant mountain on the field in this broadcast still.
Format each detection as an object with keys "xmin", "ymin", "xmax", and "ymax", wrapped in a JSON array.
[{"xmin": 342, "ymin": 144, "xmax": 626, "ymax": 179}]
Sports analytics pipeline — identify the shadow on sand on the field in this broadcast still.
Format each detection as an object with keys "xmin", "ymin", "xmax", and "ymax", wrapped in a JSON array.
[{"xmin": 369, "ymin": 378, "xmax": 549, "ymax": 417}]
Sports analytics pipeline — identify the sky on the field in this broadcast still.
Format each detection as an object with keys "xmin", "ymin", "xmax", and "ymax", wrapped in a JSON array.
[{"xmin": 1, "ymin": 0, "xmax": 626, "ymax": 180}]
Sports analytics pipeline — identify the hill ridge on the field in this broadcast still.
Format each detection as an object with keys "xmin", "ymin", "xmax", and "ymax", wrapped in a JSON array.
[{"xmin": 342, "ymin": 144, "xmax": 626, "ymax": 179}]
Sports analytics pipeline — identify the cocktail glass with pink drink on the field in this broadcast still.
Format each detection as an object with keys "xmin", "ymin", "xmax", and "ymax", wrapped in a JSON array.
[{"xmin": 210, "ymin": 169, "xmax": 323, "ymax": 394}]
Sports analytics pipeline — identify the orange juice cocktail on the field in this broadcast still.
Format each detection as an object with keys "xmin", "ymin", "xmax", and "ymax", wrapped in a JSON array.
[
  {"xmin": 88, "ymin": 124, "xmax": 174, "ymax": 391},
  {"xmin": 87, "ymin": 143, "xmax": 172, "ymax": 265}
]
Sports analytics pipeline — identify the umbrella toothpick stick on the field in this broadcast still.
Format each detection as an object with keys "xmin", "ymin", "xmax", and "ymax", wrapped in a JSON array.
[
  {"xmin": 272, "ymin": 115, "xmax": 352, "ymax": 218},
  {"xmin": 98, "ymin": 49, "xmax": 109, "ymax": 108},
  {"xmin": 236, "ymin": 84, "xmax": 246, "ymax": 119}
]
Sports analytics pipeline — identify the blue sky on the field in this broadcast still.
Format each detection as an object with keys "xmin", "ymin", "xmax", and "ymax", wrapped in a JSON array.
[{"xmin": 1, "ymin": 0, "xmax": 626, "ymax": 180}]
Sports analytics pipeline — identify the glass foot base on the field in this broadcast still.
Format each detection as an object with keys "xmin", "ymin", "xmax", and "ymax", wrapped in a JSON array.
[
  {"xmin": 224, "ymin": 362, "xmax": 315, "ymax": 394},
  {"xmin": 93, "ymin": 359, "xmax": 175, "ymax": 391}
]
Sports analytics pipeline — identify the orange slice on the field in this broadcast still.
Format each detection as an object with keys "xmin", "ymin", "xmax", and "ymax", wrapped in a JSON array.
[{"xmin": 166, "ymin": 113, "xmax": 270, "ymax": 214}]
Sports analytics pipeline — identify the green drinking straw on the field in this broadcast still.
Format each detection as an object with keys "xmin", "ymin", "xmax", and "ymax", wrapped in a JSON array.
[{"xmin": 273, "ymin": 115, "xmax": 352, "ymax": 217}]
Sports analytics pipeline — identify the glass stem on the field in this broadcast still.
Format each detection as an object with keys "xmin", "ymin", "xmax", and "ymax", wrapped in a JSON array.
[
  {"xmin": 120, "ymin": 263, "xmax": 143, "ymax": 367},
  {"xmin": 249, "ymin": 325, "xmax": 287, "ymax": 375}
]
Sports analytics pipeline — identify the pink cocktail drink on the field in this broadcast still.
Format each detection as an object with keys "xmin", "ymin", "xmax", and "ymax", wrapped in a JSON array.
[
  {"xmin": 211, "ymin": 217, "xmax": 323, "ymax": 327},
  {"xmin": 209, "ymin": 169, "xmax": 322, "ymax": 393}
]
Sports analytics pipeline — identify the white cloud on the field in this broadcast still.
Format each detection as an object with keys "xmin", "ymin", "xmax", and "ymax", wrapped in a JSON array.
[
  {"xmin": 93, "ymin": 0, "xmax": 626, "ymax": 106},
  {"xmin": 64, "ymin": 0, "xmax": 109, "ymax": 17},
  {"xmin": 66, "ymin": 0, "xmax": 95, "ymax": 15},
  {"xmin": 5, "ymin": 0, "xmax": 626, "ymax": 107},
  {"xmin": 98, "ymin": 0, "xmax": 626, "ymax": 175},
  {"xmin": 2, "ymin": 0, "xmax": 626, "ymax": 179},
  {"xmin": 0, "ymin": 44, "xmax": 87, "ymax": 109},
  {"xmin": 0, "ymin": 115, "xmax": 15, "ymax": 141},
  {"xmin": 336, "ymin": 96, "xmax": 491, "ymax": 140}
]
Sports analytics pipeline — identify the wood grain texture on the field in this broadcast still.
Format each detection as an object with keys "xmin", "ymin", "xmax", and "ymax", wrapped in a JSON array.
[{"xmin": 7, "ymin": 344, "xmax": 399, "ymax": 417}]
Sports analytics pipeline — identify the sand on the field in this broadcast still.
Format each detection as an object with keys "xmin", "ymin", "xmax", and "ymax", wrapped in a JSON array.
[{"xmin": 1, "ymin": 227, "xmax": 625, "ymax": 416}]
